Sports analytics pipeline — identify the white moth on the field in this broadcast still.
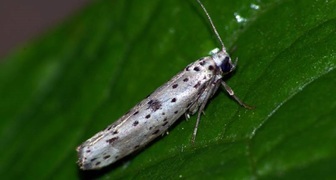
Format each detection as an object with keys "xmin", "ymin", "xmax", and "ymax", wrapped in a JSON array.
[{"xmin": 77, "ymin": 0, "xmax": 250, "ymax": 170}]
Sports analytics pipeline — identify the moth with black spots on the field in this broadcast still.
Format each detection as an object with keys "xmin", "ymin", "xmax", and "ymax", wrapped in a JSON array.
[{"xmin": 77, "ymin": 0, "xmax": 251, "ymax": 170}]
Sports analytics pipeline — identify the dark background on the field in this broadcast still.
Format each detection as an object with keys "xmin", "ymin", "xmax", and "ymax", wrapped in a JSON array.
[{"xmin": 0, "ymin": 0, "xmax": 89, "ymax": 59}]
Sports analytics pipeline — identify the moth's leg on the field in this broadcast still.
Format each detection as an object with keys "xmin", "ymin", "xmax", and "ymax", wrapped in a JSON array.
[
  {"xmin": 221, "ymin": 81, "xmax": 253, "ymax": 109},
  {"xmin": 184, "ymin": 113, "xmax": 191, "ymax": 121},
  {"xmin": 192, "ymin": 82, "xmax": 220, "ymax": 144},
  {"xmin": 192, "ymin": 92, "xmax": 212, "ymax": 144}
]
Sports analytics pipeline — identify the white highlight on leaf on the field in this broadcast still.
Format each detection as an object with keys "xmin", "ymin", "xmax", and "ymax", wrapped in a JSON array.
[
  {"xmin": 250, "ymin": 3, "xmax": 260, "ymax": 10},
  {"xmin": 234, "ymin": 12, "xmax": 247, "ymax": 23}
]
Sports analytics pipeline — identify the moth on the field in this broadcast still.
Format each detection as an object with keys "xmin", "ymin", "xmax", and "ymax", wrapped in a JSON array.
[{"xmin": 77, "ymin": 0, "xmax": 250, "ymax": 170}]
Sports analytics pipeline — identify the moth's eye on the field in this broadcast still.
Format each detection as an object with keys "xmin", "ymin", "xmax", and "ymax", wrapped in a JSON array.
[{"xmin": 220, "ymin": 56, "xmax": 233, "ymax": 73}]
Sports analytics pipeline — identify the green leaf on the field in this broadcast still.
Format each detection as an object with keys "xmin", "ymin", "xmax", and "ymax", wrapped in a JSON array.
[{"xmin": 0, "ymin": 0, "xmax": 335, "ymax": 179}]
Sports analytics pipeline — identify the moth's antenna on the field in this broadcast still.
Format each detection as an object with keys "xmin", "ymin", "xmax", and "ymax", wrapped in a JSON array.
[{"xmin": 197, "ymin": 0, "xmax": 225, "ymax": 50}]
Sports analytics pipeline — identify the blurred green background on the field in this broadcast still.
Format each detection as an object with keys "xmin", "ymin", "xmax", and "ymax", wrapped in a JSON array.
[{"xmin": 0, "ymin": 0, "xmax": 335, "ymax": 179}]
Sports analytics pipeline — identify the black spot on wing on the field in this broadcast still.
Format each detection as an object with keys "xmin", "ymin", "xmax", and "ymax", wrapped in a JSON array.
[
  {"xmin": 147, "ymin": 99, "xmax": 162, "ymax": 112},
  {"xmin": 193, "ymin": 66, "xmax": 200, "ymax": 71},
  {"xmin": 103, "ymin": 155, "xmax": 111, "ymax": 159},
  {"xmin": 106, "ymin": 137, "xmax": 119, "ymax": 144},
  {"xmin": 194, "ymin": 81, "xmax": 201, "ymax": 89}
]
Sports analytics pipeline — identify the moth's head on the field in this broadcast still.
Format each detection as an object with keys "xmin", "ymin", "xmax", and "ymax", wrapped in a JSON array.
[{"xmin": 210, "ymin": 48, "xmax": 236, "ymax": 74}]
